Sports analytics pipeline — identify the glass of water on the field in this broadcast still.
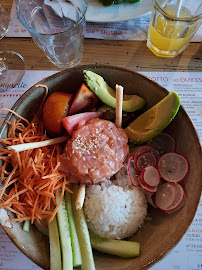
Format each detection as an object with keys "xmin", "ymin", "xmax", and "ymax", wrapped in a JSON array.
[{"xmin": 16, "ymin": 0, "xmax": 87, "ymax": 68}]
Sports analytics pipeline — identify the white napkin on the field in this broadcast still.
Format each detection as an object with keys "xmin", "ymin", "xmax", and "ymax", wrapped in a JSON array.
[
  {"xmin": 44, "ymin": 0, "xmax": 63, "ymax": 17},
  {"xmin": 0, "ymin": 208, "xmax": 12, "ymax": 228},
  {"xmin": 44, "ymin": 0, "xmax": 77, "ymax": 21}
]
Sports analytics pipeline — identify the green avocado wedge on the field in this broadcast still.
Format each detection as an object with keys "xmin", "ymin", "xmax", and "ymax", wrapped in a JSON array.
[
  {"xmin": 125, "ymin": 91, "xmax": 180, "ymax": 144},
  {"xmin": 83, "ymin": 70, "xmax": 146, "ymax": 112}
]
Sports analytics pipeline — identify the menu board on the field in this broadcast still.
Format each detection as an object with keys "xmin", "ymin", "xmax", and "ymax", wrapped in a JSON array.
[{"xmin": 0, "ymin": 70, "xmax": 201, "ymax": 270}]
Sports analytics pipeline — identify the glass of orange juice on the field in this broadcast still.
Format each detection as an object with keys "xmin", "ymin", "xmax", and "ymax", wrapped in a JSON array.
[{"xmin": 147, "ymin": 0, "xmax": 202, "ymax": 57}]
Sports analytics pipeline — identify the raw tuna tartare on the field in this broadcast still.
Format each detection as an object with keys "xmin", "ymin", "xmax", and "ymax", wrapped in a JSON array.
[{"xmin": 60, "ymin": 119, "xmax": 129, "ymax": 184}]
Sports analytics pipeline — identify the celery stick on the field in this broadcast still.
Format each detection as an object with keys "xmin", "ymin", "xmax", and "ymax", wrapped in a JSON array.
[
  {"xmin": 72, "ymin": 185, "xmax": 95, "ymax": 270},
  {"xmin": 48, "ymin": 216, "xmax": 62, "ymax": 270},
  {"xmin": 90, "ymin": 232, "xmax": 140, "ymax": 258},
  {"xmin": 65, "ymin": 191, "xmax": 82, "ymax": 267},
  {"xmin": 57, "ymin": 194, "xmax": 73, "ymax": 270},
  {"xmin": 23, "ymin": 220, "xmax": 30, "ymax": 232}
]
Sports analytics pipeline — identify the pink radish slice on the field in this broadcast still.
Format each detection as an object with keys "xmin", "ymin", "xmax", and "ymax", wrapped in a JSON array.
[
  {"xmin": 138, "ymin": 175, "xmax": 158, "ymax": 193},
  {"xmin": 163, "ymin": 183, "xmax": 185, "ymax": 212},
  {"xmin": 135, "ymin": 151, "xmax": 157, "ymax": 173},
  {"xmin": 133, "ymin": 145, "xmax": 160, "ymax": 161},
  {"xmin": 147, "ymin": 133, "xmax": 176, "ymax": 155},
  {"xmin": 62, "ymin": 111, "xmax": 103, "ymax": 136},
  {"xmin": 165, "ymin": 193, "xmax": 187, "ymax": 214},
  {"xmin": 141, "ymin": 166, "xmax": 160, "ymax": 188},
  {"xmin": 127, "ymin": 156, "xmax": 139, "ymax": 187},
  {"xmin": 155, "ymin": 183, "xmax": 176, "ymax": 210},
  {"xmin": 158, "ymin": 152, "xmax": 189, "ymax": 183}
]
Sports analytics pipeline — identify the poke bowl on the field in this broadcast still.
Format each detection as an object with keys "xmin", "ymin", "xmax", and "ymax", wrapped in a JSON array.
[{"xmin": 0, "ymin": 65, "xmax": 201, "ymax": 270}]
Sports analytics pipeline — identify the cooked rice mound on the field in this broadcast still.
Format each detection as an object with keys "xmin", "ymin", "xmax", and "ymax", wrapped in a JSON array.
[{"xmin": 84, "ymin": 181, "xmax": 147, "ymax": 240}]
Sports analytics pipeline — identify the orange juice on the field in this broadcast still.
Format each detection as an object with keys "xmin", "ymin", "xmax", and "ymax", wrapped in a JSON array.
[{"xmin": 147, "ymin": 5, "xmax": 200, "ymax": 57}]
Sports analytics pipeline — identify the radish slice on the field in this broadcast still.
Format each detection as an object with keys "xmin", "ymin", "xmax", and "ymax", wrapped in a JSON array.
[
  {"xmin": 135, "ymin": 151, "xmax": 157, "ymax": 173},
  {"xmin": 127, "ymin": 156, "xmax": 139, "ymax": 187},
  {"xmin": 165, "ymin": 193, "xmax": 187, "ymax": 215},
  {"xmin": 133, "ymin": 145, "xmax": 160, "ymax": 161},
  {"xmin": 138, "ymin": 175, "xmax": 158, "ymax": 193},
  {"xmin": 147, "ymin": 133, "xmax": 176, "ymax": 155},
  {"xmin": 62, "ymin": 111, "xmax": 102, "ymax": 136},
  {"xmin": 158, "ymin": 152, "xmax": 189, "ymax": 183},
  {"xmin": 155, "ymin": 183, "xmax": 176, "ymax": 210},
  {"xmin": 141, "ymin": 166, "xmax": 160, "ymax": 188},
  {"xmin": 164, "ymin": 183, "xmax": 185, "ymax": 212}
]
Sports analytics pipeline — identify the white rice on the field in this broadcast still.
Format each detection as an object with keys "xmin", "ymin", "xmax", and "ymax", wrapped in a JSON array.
[{"xmin": 84, "ymin": 166, "xmax": 147, "ymax": 240}]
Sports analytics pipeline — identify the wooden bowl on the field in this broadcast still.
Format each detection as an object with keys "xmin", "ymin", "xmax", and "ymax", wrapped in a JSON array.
[{"xmin": 0, "ymin": 65, "xmax": 201, "ymax": 270}]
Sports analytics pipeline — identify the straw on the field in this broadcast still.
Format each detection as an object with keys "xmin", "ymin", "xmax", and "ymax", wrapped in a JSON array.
[
  {"xmin": 162, "ymin": 0, "xmax": 168, "ymax": 8},
  {"xmin": 176, "ymin": 0, "xmax": 183, "ymax": 17},
  {"xmin": 115, "ymin": 84, "xmax": 123, "ymax": 128},
  {"xmin": 162, "ymin": 0, "xmax": 183, "ymax": 17}
]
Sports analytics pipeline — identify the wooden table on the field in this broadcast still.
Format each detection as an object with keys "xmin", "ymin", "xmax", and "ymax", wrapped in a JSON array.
[{"xmin": 2, "ymin": 1, "xmax": 202, "ymax": 72}]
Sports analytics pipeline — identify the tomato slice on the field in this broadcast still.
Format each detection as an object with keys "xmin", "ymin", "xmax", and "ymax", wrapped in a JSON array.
[
  {"xmin": 62, "ymin": 111, "xmax": 102, "ymax": 136},
  {"xmin": 68, "ymin": 83, "xmax": 98, "ymax": 115},
  {"xmin": 43, "ymin": 92, "xmax": 73, "ymax": 137}
]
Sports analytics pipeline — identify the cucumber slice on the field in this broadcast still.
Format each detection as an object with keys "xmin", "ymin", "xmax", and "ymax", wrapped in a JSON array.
[
  {"xmin": 57, "ymin": 193, "xmax": 73, "ymax": 270},
  {"xmin": 90, "ymin": 232, "xmax": 140, "ymax": 258},
  {"xmin": 72, "ymin": 185, "xmax": 95, "ymax": 270},
  {"xmin": 65, "ymin": 191, "xmax": 82, "ymax": 267},
  {"xmin": 48, "ymin": 216, "xmax": 62, "ymax": 270}
]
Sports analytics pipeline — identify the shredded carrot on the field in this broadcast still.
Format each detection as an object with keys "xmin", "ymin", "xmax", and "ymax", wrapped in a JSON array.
[
  {"xmin": 49, "ymin": 179, "xmax": 66, "ymax": 223},
  {"xmin": 65, "ymin": 186, "xmax": 73, "ymax": 194},
  {"xmin": 0, "ymin": 103, "xmax": 70, "ymax": 224},
  {"xmin": 0, "ymin": 108, "xmax": 29, "ymax": 125}
]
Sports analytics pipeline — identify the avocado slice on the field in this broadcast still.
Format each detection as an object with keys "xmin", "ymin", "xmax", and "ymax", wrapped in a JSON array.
[
  {"xmin": 125, "ymin": 91, "xmax": 180, "ymax": 144},
  {"xmin": 83, "ymin": 70, "xmax": 146, "ymax": 112},
  {"xmin": 90, "ymin": 232, "xmax": 140, "ymax": 258}
]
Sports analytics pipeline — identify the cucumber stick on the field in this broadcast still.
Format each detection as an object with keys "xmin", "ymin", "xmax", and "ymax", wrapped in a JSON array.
[
  {"xmin": 65, "ymin": 191, "xmax": 82, "ymax": 267},
  {"xmin": 48, "ymin": 216, "xmax": 62, "ymax": 270},
  {"xmin": 23, "ymin": 220, "xmax": 30, "ymax": 232},
  {"xmin": 57, "ymin": 193, "xmax": 73, "ymax": 270},
  {"xmin": 72, "ymin": 185, "xmax": 95, "ymax": 270},
  {"xmin": 90, "ymin": 232, "xmax": 140, "ymax": 258}
]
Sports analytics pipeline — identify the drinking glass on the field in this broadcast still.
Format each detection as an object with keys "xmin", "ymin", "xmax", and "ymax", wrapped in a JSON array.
[
  {"xmin": 0, "ymin": 5, "xmax": 25, "ymax": 93},
  {"xmin": 147, "ymin": 0, "xmax": 202, "ymax": 57},
  {"xmin": 16, "ymin": 0, "xmax": 87, "ymax": 68}
]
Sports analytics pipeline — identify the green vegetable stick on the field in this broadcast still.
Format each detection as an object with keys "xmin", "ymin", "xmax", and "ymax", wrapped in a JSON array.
[
  {"xmin": 65, "ymin": 191, "xmax": 82, "ymax": 267},
  {"xmin": 72, "ymin": 185, "xmax": 95, "ymax": 270},
  {"xmin": 57, "ymin": 193, "xmax": 73, "ymax": 270},
  {"xmin": 90, "ymin": 232, "xmax": 140, "ymax": 258},
  {"xmin": 48, "ymin": 215, "xmax": 62, "ymax": 270},
  {"xmin": 22, "ymin": 220, "xmax": 30, "ymax": 233}
]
